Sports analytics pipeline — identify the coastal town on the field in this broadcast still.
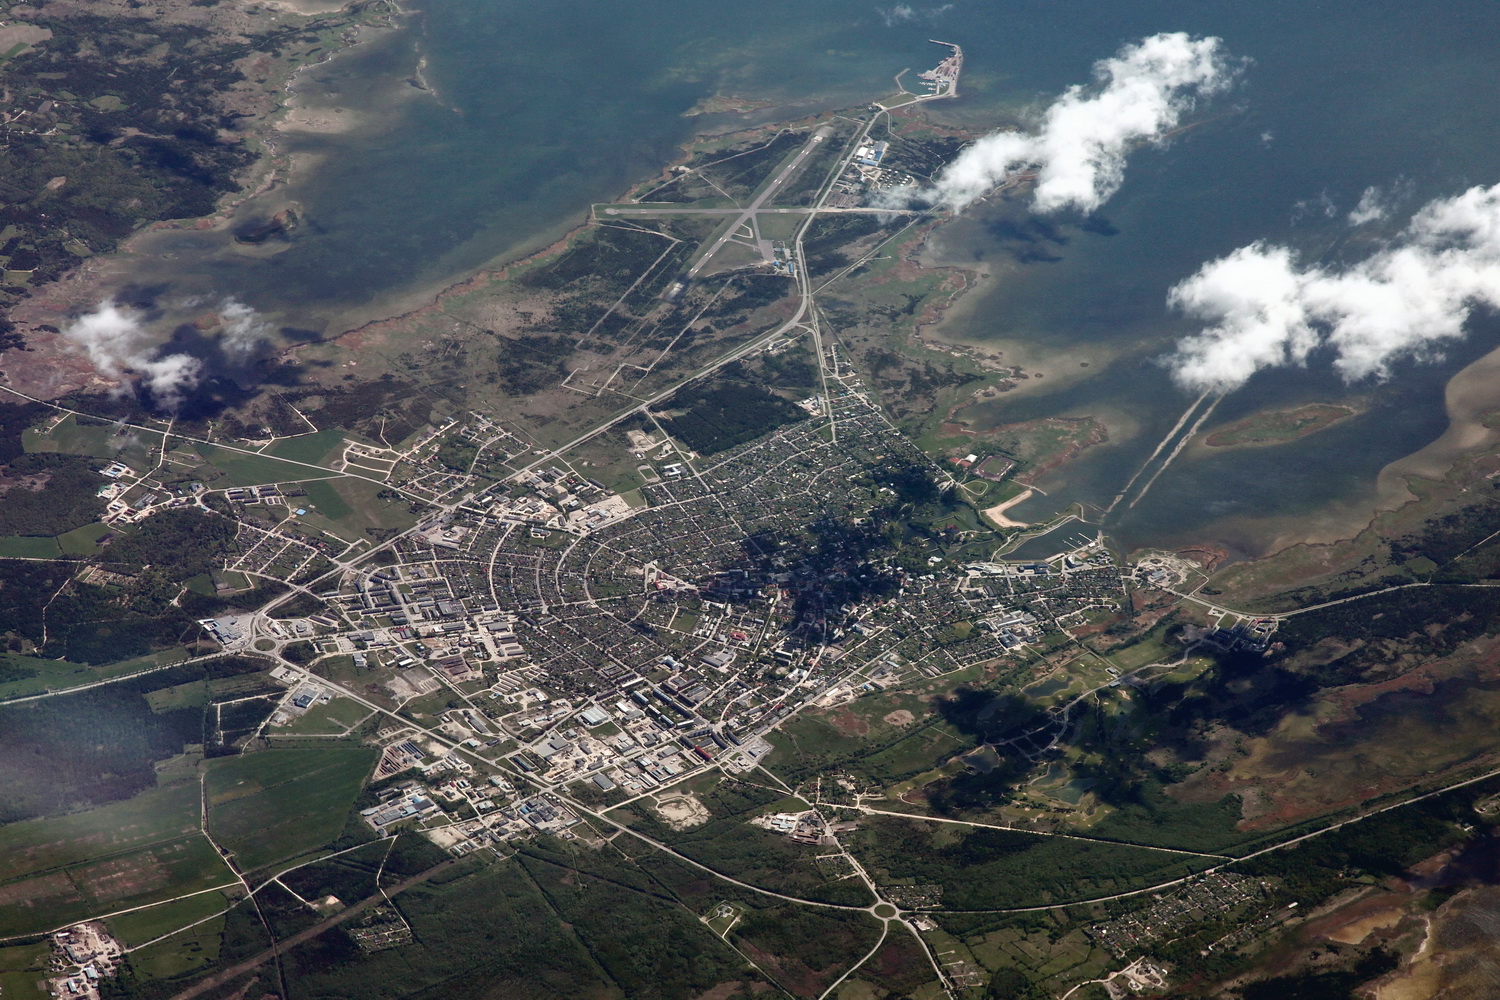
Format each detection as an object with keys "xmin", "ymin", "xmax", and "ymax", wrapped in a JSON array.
[{"xmin": 179, "ymin": 357, "xmax": 1142, "ymax": 862}]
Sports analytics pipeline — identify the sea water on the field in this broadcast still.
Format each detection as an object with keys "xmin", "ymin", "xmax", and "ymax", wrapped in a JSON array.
[
  {"xmin": 131, "ymin": 0, "xmax": 1500, "ymax": 553},
  {"xmin": 918, "ymin": 0, "xmax": 1500, "ymax": 553}
]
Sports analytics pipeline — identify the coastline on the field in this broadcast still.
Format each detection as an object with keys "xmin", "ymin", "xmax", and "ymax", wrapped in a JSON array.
[
  {"xmin": 0, "ymin": 0, "xmax": 407, "ymax": 399},
  {"xmin": 258, "ymin": 0, "xmax": 353, "ymax": 12},
  {"xmin": 982, "ymin": 489, "xmax": 1034, "ymax": 529},
  {"xmin": 1189, "ymin": 402, "xmax": 1365, "ymax": 455},
  {"xmin": 306, "ymin": 106, "xmax": 884, "ymax": 355},
  {"xmin": 1226, "ymin": 346, "xmax": 1500, "ymax": 558},
  {"xmin": 1374, "ymin": 342, "xmax": 1500, "ymax": 509},
  {"xmin": 316, "ymin": 223, "xmax": 587, "ymax": 355},
  {"xmin": 140, "ymin": 0, "xmax": 408, "ymax": 235}
]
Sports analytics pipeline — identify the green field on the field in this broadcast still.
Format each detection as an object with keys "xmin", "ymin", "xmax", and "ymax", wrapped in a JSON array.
[
  {"xmin": 0, "ymin": 535, "xmax": 62, "ymax": 557},
  {"xmin": 1204, "ymin": 403, "xmax": 1356, "ymax": 449},
  {"xmin": 0, "ymin": 649, "xmax": 187, "ymax": 702},
  {"xmin": 205, "ymin": 747, "xmax": 375, "ymax": 871},
  {"xmin": 191, "ymin": 443, "xmax": 338, "ymax": 488},
  {"xmin": 0, "ymin": 783, "xmax": 201, "ymax": 882},
  {"xmin": 845, "ymin": 814, "xmax": 1195, "ymax": 910},
  {"xmin": 144, "ymin": 678, "xmax": 212, "ymax": 713},
  {"xmin": 107, "ymin": 887, "xmax": 236, "ymax": 947},
  {"xmin": 128, "ymin": 906, "xmax": 228, "ymax": 981},
  {"xmin": 58, "ymin": 521, "xmax": 113, "ymax": 555},
  {"xmin": 0, "ymin": 832, "xmax": 236, "ymax": 938},
  {"xmin": 0, "ymin": 779, "xmax": 238, "ymax": 936},
  {"xmin": 280, "ymin": 696, "xmax": 371, "ymax": 735},
  {"xmin": 267, "ymin": 429, "xmax": 347, "ymax": 465},
  {"xmin": 294, "ymin": 477, "xmax": 416, "ymax": 542},
  {"xmin": 1104, "ymin": 635, "xmax": 1178, "ymax": 672},
  {"xmin": 24, "ymin": 415, "xmax": 159, "ymax": 465},
  {"xmin": 300, "ymin": 477, "xmax": 354, "ymax": 521},
  {"xmin": 0, "ymin": 940, "xmax": 52, "ymax": 1000},
  {"xmin": 0, "ymin": 521, "xmax": 115, "ymax": 559}
]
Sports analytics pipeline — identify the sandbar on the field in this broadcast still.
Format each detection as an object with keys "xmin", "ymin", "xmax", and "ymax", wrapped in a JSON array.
[{"xmin": 982, "ymin": 488, "xmax": 1033, "ymax": 528}]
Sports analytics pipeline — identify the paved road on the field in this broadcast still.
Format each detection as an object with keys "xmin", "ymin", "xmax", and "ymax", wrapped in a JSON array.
[
  {"xmin": 855, "ymin": 806, "xmax": 1233, "ymax": 860},
  {"xmin": 1168, "ymin": 579, "xmax": 1500, "ymax": 622},
  {"xmin": 0, "ymin": 384, "xmax": 418, "ymax": 502},
  {"xmin": 0, "ymin": 651, "xmax": 229, "ymax": 705},
  {"xmin": 927, "ymin": 757, "xmax": 1500, "ymax": 915},
  {"xmin": 165, "ymin": 859, "xmax": 464, "ymax": 1000}
]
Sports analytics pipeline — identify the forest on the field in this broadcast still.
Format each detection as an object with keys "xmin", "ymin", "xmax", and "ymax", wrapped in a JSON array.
[{"xmin": 662, "ymin": 380, "xmax": 806, "ymax": 455}]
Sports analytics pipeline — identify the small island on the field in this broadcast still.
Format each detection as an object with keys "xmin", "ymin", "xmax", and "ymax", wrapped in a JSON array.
[{"xmin": 1204, "ymin": 402, "xmax": 1358, "ymax": 448}]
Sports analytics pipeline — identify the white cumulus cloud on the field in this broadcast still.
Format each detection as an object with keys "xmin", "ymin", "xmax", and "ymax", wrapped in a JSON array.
[
  {"xmin": 877, "ymin": 4, "xmax": 952, "ymax": 27},
  {"xmin": 218, "ymin": 297, "xmax": 273, "ymax": 355},
  {"xmin": 63, "ymin": 300, "xmax": 203, "ymax": 408},
  {"xmin": 1168, "ymin": 182, "xmax": 1500, "ymax": 392},
  {"xmin": 903, "ymin": 32, "xmax": 1238, "ymax": 214},
  {"xmin": 1348, "ymin": 185, "xmax": 1390, "ymax": 225},
  {"xmin": 61, "ymin": 297, "xmax": 274, "ymax": 409}
]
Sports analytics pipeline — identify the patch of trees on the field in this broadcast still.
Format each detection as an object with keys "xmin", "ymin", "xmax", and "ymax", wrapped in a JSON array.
[
  {"xmin": 0, "ymin": 11, "xmax": 266, "ymax": 287},
  {"xmin": 0, "ymin": 659, "xmax": 39, "ymax": 683},
  {"xmin": 216, "ymin": 697, "xmax": 277, "ymax": 748},
  {"xmin": 436, "ymin": 437, "xmax": 477, "ymax": 472},
  {"xmin": 731, "ymin": 905, "xmax": 882, "ymax": 993},
  {"xmin": 0, "ymin": 561, "xmax": 72, "ymax": 647},
  {"xmin": 0, "ymin": 401, "xmax": 46, "ymax": 463},
  {"xmin": 490, "ymin": 333, "xmax": 574, "ymax": 396},
  {"xmin": 13, "ymin": 510, "xmax": 244, "ymax": 663},
  {"xmin": 918, "ymin": 676, "xmax": 1255, "ymax": 853},
  {"xmin": 1239, "ymin": 949, "xmax": 1400, "ymax": 1000},
  {"xmin": 724, "ymin": 345, "xmax": 819, "ymax": 391},
  {"xmin": 1277, "ymin": 585, "xmax": 1500, "ymax": 674},
  {"xmin": 522, "ymin": 225, "xmax": 675, "ymax": 292},
  {"xmin": 43, "ymin": 580, "xmax": 198, "ymax": 664},
  {"xmin": 310, "ymin": 377, "xmax": 431, "ymax": 443},
  {"xmin": 106, "ymin": 508, "xmax": 235, "ymax": 578},
  {"xmin": 281, "ymin": 640, "xmax": 318, "ymax": 665},
  {"xmin": 0, "ymin": 452, "xmax": 103, "ymax": 536},
  {"xmin": 880, "ymin": 134, "xmax": 968, "ymax": 181},
  {"xmin": 269, "ymin": 592, "xmax": 328, "ymax": 621},
  {"xmin": 269, "ymin": 861, "xmax": 662, "ymax": 1000},
  {"xmin": 1238, "ymin": 784, "xmax": 1486, "ymax": 905},
  {"xmin": 625, "ymin": 780, "xmax": 872, "ymax": 907},
  {"xmin": 986, "ymin": 967, "xmax": 1050, "ymax": 1000},
  {"xmin": 279, "ymin": 844, "xmax": 390, "ymax": 907},
  {"xmin": 845, "ymin": 817, "xmax": 1191, "ymax": 910},
  {"xmin": 0, "ymin": 677, "xmax": 205, "ymax": 822},
  {"xmin": 798, "ymin": 214, "xmax": 886, "ymax": 278},
  {"xmin": 719, "ymin": 272, "xmax": 794, "ymax": 312},
  {"xmin": 179, "ymin": 579, "xmax": 288, "ymax": 620},
  {"xmin": 876, "ymin": 462, "xmax": 942, "ymax": 504},
  {"xmin": 520, "ymin": 851, "xmax": 761, "ymax": 1000},
  {"xmin": 662, "ymin": 380, "xmax": 805, "ymax": 455},
  {"xmin": 1391, "ymin": 488, "xmax": 1500, "ymax": 577}
]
